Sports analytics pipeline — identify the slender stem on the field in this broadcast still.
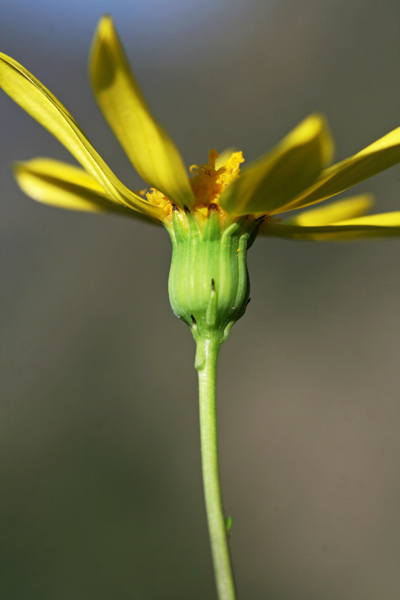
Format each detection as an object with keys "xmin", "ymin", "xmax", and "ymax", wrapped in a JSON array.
[{"xmin": 196, "ymin": 335, "xmax": 237, "ymax": 600}]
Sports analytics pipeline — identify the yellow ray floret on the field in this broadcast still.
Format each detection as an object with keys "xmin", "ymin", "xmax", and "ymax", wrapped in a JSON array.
[
  {"xmin": 0, "ymin": 52, "xmax": 164, "ymax": 220},
  {"xmin": 220, "ymin": 114, "xmax": 334, "ymax": 215},
  {"xmin": 89, "ymin": 15, "xmax": 195, "ymax": 210},
  {"xmin": 284, "ymin": 194, "xmax": 374, "ymax": 226},
  {"xmin": 286, "ymin": 127, "xmax": 400, "ymax": 212},
  {"xmin": 13, "ymin": 158, "xmax": 156, "ymax": 223},
  {"xmin": 260, "ymin": 204, "xmax": 400, "ymax": 241}
]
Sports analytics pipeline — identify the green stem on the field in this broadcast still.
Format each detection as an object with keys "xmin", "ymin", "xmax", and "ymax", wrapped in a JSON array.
[{"xmin": 196, "ymin": 335, "xmax": 237, "ymax": 600}]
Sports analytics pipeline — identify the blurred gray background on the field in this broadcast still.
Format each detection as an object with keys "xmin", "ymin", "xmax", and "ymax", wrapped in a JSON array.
[{"xmin": 1, "ymin": 0, "xmax": 400, "ymax": 598}]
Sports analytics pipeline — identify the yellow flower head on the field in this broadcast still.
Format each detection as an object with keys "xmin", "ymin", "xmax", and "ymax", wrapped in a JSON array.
[{"xmin": 0, "ymin": 13, "xmax": 399, "ymax": 244}]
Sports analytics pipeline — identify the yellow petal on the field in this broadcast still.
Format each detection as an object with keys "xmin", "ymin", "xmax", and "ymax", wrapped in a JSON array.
[
  {"xmin": 89, "ymin": 15, "xmax": 194, "ymax": 209},
  {"xmin": 286, "ymin": 127, "xmax": 400, "ymax": 212},
  {"xmin": 259, "ymin": 211, "xmax": 400, "ymax": 241},
  {"xmin": 333, "ymin": 212, "xmax": 400, "ymax": 227},
  {"xmin": 220, "ymin": 114, "xmax": 334, "ymax": 215},
  {"xmin": 14, "ymin": 158, "xmax": 157, "ymax": 222},
  {"xmin": 0, "ymin": 52, "xmax": 163, "ymax": 220},
  {"xmin": 285, "ymin": 194, "xmax": 374, "ymax": 226}
]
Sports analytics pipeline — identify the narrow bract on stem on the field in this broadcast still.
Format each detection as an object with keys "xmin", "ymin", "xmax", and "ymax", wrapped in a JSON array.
[{"xmin": 1, "ymin": 13, "xmax": 399, "ymax": 600}]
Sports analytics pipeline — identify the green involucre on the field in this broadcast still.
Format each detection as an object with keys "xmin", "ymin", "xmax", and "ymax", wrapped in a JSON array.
[{"xmin": 166, "ymin": 209, "xmax": 258, "ymax": 352}]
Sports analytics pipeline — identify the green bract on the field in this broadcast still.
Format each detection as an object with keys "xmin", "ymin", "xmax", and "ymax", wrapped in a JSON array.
[{"xmin": 166, "ymin": 209, "xmax": 258, "ymax": 362}]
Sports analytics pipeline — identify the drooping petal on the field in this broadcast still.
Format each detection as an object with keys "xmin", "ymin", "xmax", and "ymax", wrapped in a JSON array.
[
  {"xmin": 259, "ymin": 211, "xmax": 400, "ymax": 241},
  {"xmin": 0, "ymin": 52, "xmax": 163, "ymax": 220},
  {"xmin": 14, "ymin": 158, "xmax": 157, "ymax": 223},
  {"xmin": 219, "ymin": 114, "xmax": 334, "ymax": 215},
  {"xmin": 285, "ymin": 127, "xmax": 400, "ymax": 212},
  {"xmin": 284, "ymin": 194, "xmax": 374, "ymax": 226},
  {"xmin": 89, "ymin": 15, "xmax": 195, "ymax": 209}
]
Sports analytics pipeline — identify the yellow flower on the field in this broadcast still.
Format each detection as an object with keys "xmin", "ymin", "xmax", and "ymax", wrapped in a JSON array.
[
  {"xmin": 1, "ymin": 15, "xmax": 399, "ymax": 243},
  {"xmin": 1, "ymin": 19, "xmax": 399, "ymax": 598}
]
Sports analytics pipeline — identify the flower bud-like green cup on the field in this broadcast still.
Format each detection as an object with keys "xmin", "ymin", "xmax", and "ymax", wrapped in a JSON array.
[{"xmin": 166, "ymin": 206, "xmax": 258, "ymax": 368}]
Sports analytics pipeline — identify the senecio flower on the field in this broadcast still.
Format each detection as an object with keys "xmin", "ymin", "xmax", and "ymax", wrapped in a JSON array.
[
  {"xmin": 1, "ymin": 16, "xmax": 400, "ymax": 339},
  {"xmin": 1, "ymin": 15, "xmax": 400, "ymax": 600}
]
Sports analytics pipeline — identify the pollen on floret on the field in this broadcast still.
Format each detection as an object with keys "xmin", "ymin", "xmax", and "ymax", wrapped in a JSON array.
[
  {"xmin": 139, "ymin": 187, "xmax": 172, "ymax": 216},
  {"xmin": 189, "ymin": 149, "xmax": 244, "ymax": 208}
]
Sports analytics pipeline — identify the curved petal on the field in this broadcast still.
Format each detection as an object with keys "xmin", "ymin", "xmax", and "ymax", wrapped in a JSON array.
[
  {"xmin": 14, "ymin": 158, "xmax": 157, "ymax": 223},
  {"xmin": 259, "ymin": 212, "xmax": 400, "ymax": 241},
  {"xmin": 286, "ymin": 127, "xmax": 400, "ymax": 212},
  {"xmin": 90, "ymin": 15, "xmax": 194, "ymax": 209},
  {"xmin": 220, "ymin": 114, "xmax": 334, "ymax": 215},
  {"xmin": 284, "ymin": 194, "xmax": 374, "ymax": 226},
  {"xmin": 0, "ymin": 52, "xmax": 163, "ymax": 220}
]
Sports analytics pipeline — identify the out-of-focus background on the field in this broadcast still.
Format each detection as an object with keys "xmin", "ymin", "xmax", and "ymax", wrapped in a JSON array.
[{"xmin": 1, "ymin": 1, "xmax": 399, "ymax": 598}]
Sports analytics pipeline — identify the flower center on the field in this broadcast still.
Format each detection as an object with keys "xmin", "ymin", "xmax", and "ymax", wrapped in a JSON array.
[
  {"xmin": 142, "ymin": 149, "xmax": 244, "ymax": 217},
  {"xmin": 189, "ymin": 149, "xmax": 244, "ymax": 208}
]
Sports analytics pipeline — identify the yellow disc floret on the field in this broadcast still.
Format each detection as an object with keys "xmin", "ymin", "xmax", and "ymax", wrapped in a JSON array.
[
  {"xmin": 141, "ymin": 187, "xmax": 173, "ymax": 216},
  {"xmin": 189, "ymin": 149, "xmax": 244, "ymax": 208},
  {"xmin": 140, "ymin": 149, "xmax": 244, "ymax": 222}
]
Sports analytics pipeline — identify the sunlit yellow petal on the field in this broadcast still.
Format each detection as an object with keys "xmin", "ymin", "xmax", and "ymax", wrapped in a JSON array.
[
  {"xmin": 220, "ymin": 114, "xmax": 334, "ymax": 215},
  {"xmin": 259, "ymin": 211, "xmax": 400, "ymax": 241},
  {"xmin": 285, "ymin": 127, "xmax": 400, "ymax": 212},
  {"xmin": 17, "ymin": 158, "xmax": 112, "ymax": 195},
  {"xmin": 333, "ymin": 212, "xmax": 400, "ymax": 227},
  {"xmin": 90, "ymin": 15, "xmax": 194, "ymax": 209},
  {"xmin": 0, "ymin": 52, "xmax": 163, "ymax": 220},
  {"xmin": 14, "ymin": 158, "xmax": 157, "ymax": 222},
  {"xmin": 285, "ymin": 194, "xmax": 374, "ymax": 226}
]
